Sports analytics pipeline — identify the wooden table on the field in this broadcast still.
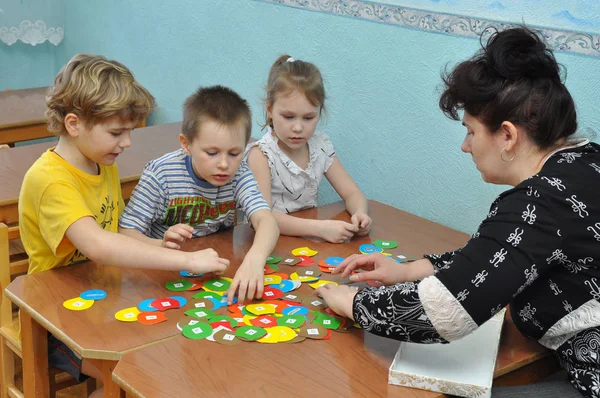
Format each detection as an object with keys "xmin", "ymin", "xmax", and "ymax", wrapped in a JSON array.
[
  {"xmin": 0, "ymin": 87, "xmax": 48, "ymax": 146},
  {"xmin": 108, "ymin": 201, "xmax": 554, "ymax": 397},
  {"xmin": 0, "ymin": 122, "xmax": 182, "ymax": 226}
]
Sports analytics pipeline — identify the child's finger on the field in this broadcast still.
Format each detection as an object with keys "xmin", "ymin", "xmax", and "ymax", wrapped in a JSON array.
[
  {"xmin": 343, "ymin": 222, "xmax": 359, "ymax": 233},
  {"xmin": 254, "ymin": 280, "xmax": 264, "ymax": 299},
  {"xmin": 237, "ymin": 282, "xmax": 248, "ymax": 305},
  {"xmin": 227, "ymin": 280, "xmax": 240, "ymax": 305},
  {"xmin": 164, "ymin": 242, "xmax": 180, "ymax": 250}
]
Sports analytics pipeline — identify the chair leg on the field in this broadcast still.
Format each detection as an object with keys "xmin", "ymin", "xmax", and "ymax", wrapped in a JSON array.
[
  {"xmin": 0, "ymin": 337, "xmax": 16, "ymax": 398},
  {"xmin": 85, "ymin": 377, "xmax": 97, "ymax": 395}
]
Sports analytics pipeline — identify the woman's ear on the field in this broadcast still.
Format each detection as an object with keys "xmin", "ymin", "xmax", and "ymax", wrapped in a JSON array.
[
  {"xmin": 499, "ymin": 121, "xmax": 519, "ymax": 152},
  {"xmin": 64, "ymin": 113, "xmax": 80, "ymax": 137}
]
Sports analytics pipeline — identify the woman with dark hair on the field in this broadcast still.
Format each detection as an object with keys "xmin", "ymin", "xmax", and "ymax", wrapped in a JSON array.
[{"xmin": 318, "ymin": 27, "xmax": 599, "ymax": 397}]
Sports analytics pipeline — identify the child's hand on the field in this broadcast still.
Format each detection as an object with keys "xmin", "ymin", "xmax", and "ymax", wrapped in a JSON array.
[
  {"xmin": 315, "ymin": 284, "xmax": 358, "ymax": 319},
  {"xmin": 185, "ymin": 248, "xmax": 229, "ymax": 275},
  {"xmin": 318, "ymin": 220, "xmax": 359, "ymax": 243},
  {"xmin": 162, "ymin": 224, "xmax": 194, "ymax": 250},
  {"xmin": 225, "ymin": 253, "xmax": 265, "ymax": 304},
  {"xmin": 351, "ymin": 212, "xmax": 372, "ymax": 236}
]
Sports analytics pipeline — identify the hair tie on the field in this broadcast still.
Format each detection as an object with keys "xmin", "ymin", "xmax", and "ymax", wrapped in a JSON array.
[{"xmin": 286, "ymin": 57, "xmax": 295, "ymax": 63}]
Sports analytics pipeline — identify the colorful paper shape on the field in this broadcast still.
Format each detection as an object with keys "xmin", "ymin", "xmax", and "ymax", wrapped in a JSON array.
[
  {"xmin": 138, "ymin": 298, "xmax": 157, "ymax": 312},
  {"xmin": 165, "ymin": 279, "xmax": 193, "ymax": 292},
  {"xmin": 63, "ymin": 297, "xmax": 94, "ymax": 311},
  {"xmin": 203, "ymin": 278, "xmax": 231, "ymax": 292},
  {"xmin": 291, "ymin": 247, "xmax": 318, "ymax": 257},
  {"xmin": 115, "ymin": 307, "xmax": 140, "ymax": 322},
  {"xmin": 137, "ymin": 312, "xmax": 167, "ymax": 325},
  {"xmin": 182, "ymin": 322, "xmax": 213, "ymax": 340},
  {"xmin": 373, "ymin": 239, "xmax": 398, "ymax": 249},
  {"xmin": 79, "ymin": 289, "xmax": 107, "ymax": 301},
  {"xmin": 150, "ymin": 297, "xmax": 181, "ymax": 311},
  {"xmin": 235, "ymin": 326, "xmax": 267, "ymax": 341},
  {"xmin": 359, "ymin": 244, "xmax": 383, "ymax": 254},
  {"xmin": 266, "ymin": 255, "xmax": 283, "ymax": 264}
]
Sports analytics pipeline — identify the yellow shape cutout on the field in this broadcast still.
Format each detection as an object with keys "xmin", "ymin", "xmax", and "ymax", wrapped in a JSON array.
[
  {"xmin": 242, "ymin": 314, "xmax": 257, "ymax": 326},
  {"xmin": 202, "ymin": 287, "xmax": 225, "ymax": 296},
  {"xmin": 291, "ymin": 247, "xmax": 318, "ymax": 257},
  {"xmin": 381, "ymin": 252, "xmax": 392, "ymax": 257},
  {"xmin": 246, "ymin": 304, "xmax": 276, "ymax": 316},
  {"xmin": 115, "ymin": 307, "xmax": 141, "ymax": 322},
  {"xmin": 308, "ymin": 280, "xmax": 339, "ymax": 289},
  {"xmin": 267, "ymin": 326, "xmax": 297, "ymax": 342},
  {"xmin": 263, "ymin": 275, "xmax": 283, "ymax": 285},
  {"xmin": 289, "ymin": 272, "xmax": 319, "ymax": 283},
  {"xmin": 257, "ymin": 331, "xmax": 280, "ymax": 344},
  {"xmin": 63, "ymin": 297, "xmax": 94, "ymax": 311}
]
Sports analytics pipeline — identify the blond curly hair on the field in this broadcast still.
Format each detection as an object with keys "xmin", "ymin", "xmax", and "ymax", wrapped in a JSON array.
[{"xmin": 46, "ymin": 54, "xmax": 155, "ymax": 136}]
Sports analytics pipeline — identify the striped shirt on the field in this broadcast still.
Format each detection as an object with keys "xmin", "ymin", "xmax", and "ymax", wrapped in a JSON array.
[{"xmin": 119, "ymin": 149, "xmax": 270, "ymax": 239}]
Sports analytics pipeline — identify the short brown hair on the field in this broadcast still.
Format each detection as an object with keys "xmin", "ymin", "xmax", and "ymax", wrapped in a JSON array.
[
  {"xmin": 264, "ymin": 54, "xmax": 326, "ymax": 128},
  {"xmin": 46, "ymin": 54, "xmax": 155, "ymax": 136},
  {"xmin": 182, "ymin": 85, "xmax": 252, "ymax": 143}
]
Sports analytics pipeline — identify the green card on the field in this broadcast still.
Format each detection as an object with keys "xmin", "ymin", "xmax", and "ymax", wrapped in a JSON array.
[{"xmin": 182, "ymin": 322, "xmax": 212, "ymax": 340}]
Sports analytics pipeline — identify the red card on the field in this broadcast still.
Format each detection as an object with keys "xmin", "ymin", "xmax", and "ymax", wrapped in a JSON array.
[
  {"xmin": 262, "ymin": 286, "xmax": 284, "ymax": 300},
  {"xmin": 250, "ymin": 315, "xmax": 277, "ymax": 328},
  {"xmin": 150, "ymin": 297, "xmax": 180, "ymax": 311},
  {"xmin": 297, "ymin": 256, "xmax": 315, "ymax": 267}
]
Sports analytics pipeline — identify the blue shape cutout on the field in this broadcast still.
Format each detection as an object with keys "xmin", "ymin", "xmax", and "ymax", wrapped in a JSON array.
[
  {"xmin": 282, "ymin": 306, "xmax": 309, "ymax": 316},
  {"xmin": 138, "ymin": 298, "xmax": 157, "ymax": 312},
  {"xmin": 325, "ymin": 256, "xmax": 344, "ymax": 266},
  {"xmin": 80, "ymin": 289, "xmax": 107, "ymax": 300},
  {"xmin": 169, "ymin": 296, "xmax": 188, "ymax": 307},
  {"xmin": 359, "ymin": 244, "xmax": 383, "ymax": 254}
]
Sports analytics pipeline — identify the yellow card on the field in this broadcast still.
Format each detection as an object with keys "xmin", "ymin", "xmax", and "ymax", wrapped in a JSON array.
[
  {"xmin": 115, "ymin": 307, "xmax": 141, "ymax": 322},
  {"xmin": 63, "ymin": 297, "xmax": 94, "ymax": 311},
  {"xmin": 246, "ymin": 304, "xmax": 276, "ymax": 316},
  {"xmin": 202, "ymin": 287, "xmax": 225, "ymax": 296},
  {"xmin": 242, "ymin": 314, "xmax": 257, "ymax": 326},
  {"xmin": 267, "ymin": 326, "xmax": 297, "ymax": 342},
  {"xmin": 263, "ymin": 275, "xmax": 283, "ymax": 285},
  {"xmin": 308, "ymin": 280, "xmax": 338, "ymax": 289},
  {"xmin": 291, "ymin": 247, "xmax": 318, "ymax": 257}
]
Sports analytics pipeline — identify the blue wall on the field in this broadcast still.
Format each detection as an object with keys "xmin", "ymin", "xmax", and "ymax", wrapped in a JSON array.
[
  {"xmin": 0, "ymin": 41, "xmax": 56, "ymax": 90},
  {"xmin": 5, "ymin": 0, "xmax": 600, "ymax": 234}
]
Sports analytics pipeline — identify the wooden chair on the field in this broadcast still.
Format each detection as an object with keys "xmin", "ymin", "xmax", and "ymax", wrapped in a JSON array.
[{"xmin": 0, "ymin": 223, "xmax": 95, "ymax": 397}]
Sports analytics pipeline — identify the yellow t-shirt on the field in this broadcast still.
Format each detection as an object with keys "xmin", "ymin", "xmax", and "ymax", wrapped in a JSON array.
[{"xmin": 19, "ymin": 148, "xmax": 125, "ymax": 274}]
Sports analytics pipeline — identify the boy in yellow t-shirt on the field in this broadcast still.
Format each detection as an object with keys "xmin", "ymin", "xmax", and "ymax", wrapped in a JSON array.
[{"xmin": 18, "ymin": 54, "xmax": 229, "ymax": 397}]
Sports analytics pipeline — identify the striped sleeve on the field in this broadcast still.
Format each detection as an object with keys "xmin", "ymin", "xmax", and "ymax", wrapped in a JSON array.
[
  {"xmin": 119, "ymin": 168, "xmax": 166, "ymax": 235},
  {"xmin": 234, "ymin": 162, "xmax": 271, "ymax": 219}
]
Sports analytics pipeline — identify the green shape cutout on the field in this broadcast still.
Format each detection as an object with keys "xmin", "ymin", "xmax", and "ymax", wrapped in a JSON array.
[
  {"xmin": 276, "ymin": 315, "xmax": 305, "ymax": 328},
  {"xmin": 373, "ymin": 239, "xmax": 398, "ymax": 250},
  {"xmin": 314, "ymin": 313, "xmax": 342, "ymax": 330},
  {"xmin": 266, "ymin": 255, "xmax": 283, "ymax": 264},
  {"xmin": 209, "ymin": 315, "xmax": 239, "ymax": 328},
  {"xmin": 184, "ymin": 308, "xmax": 215, "ymax": 319},
  {"xmin": 204, "ymin": 278, "xmax": 231, "ymax": 292},
  {"xmin": 192, "ymin": 291, "xmax": 222, "ymax": 300},
  {"xmin": 182, "ymin": 322, "xmax": 213, "ymax": 340},
  {"xmin": 235, "ymin": 326, "xmax": 267, "ymax": 341},
  {"xmin": 165, "ymin": 279, "xmax": 193, "ymax": 292}
]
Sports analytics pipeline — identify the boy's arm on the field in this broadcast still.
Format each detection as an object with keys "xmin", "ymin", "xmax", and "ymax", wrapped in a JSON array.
[
  {"xmin": 246, "ymin": 147, "xmax": 357, "ymax": 242},
  {"xmin": 324, "ymin": 157, "xmax": 371, "ymax": 235},
  {"xmin": 226, "ymin": 209, "xmax": 279, "ymax": 304},
  {"xmin": 119, "ymin": 227, "xmax": 162, "ymax": 246},
  {"xmin": 67, "ymin": 217, "xmax": 228, "ymax": 274}
]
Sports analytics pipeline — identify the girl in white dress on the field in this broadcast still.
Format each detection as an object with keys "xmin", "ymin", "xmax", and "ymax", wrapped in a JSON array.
[{"xmin": 246, "ymin": 55, "xmax": 371, "ymax": 243}]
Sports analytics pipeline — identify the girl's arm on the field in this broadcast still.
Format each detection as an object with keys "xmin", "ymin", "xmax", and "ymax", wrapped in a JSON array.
[
  {"xmin": 246, "ymin": 147, "xmax": 357, "ymax": 243},
  {"xmin": 324, "ymin": 157, "xmax": 372, "ymax": 235}
]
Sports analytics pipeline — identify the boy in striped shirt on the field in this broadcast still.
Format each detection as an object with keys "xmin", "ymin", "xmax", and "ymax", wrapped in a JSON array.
[{"xmin": 120, "ymin": 86, "xmax": 279, "ymax": 303}]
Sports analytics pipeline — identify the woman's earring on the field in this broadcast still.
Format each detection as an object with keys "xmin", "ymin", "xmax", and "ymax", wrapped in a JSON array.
[{"xmin": 501, "ymin": 147, "xmax": 515, "ymax": 162}]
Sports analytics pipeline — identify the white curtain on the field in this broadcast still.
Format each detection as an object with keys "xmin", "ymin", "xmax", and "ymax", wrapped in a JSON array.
[{"xmin": 0, "ymin": 0, "xmax": 64, "ymax": 46}]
